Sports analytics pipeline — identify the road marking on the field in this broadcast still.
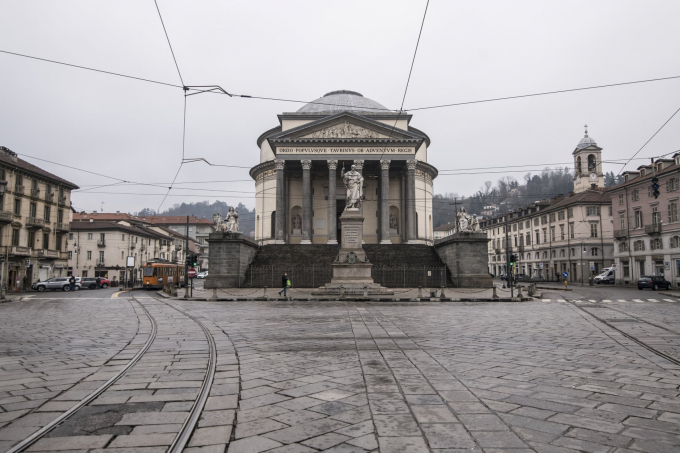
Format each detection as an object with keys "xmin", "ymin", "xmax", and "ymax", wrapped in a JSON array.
[
  {"xmin": 112, "ymin": 291, "xmax": 126, "ymax": 298},
  {"xmin": 542, "ymin": 299, "xmax": 551, "ymax": 302},
  {"xmin": 602, "ymin": 299, "xmax": 611, "ymax": 302},
  {"xmin": 617, "ymin": 299, "xmax": 627, "ymax": 302},
  {"xmin": 664, "ymin": 299, "xmax": 677, "ymax": 302},
  {"xmin": 632, "ymin": 299, "xmax": 644, "ymax": 303},
  {"xmin": 647, "ymin": 299, "xmax": 659, "ymax": 302},
  {"xmin": 588, "ymin": 299, "xmax": 596, "ymax": 302}
]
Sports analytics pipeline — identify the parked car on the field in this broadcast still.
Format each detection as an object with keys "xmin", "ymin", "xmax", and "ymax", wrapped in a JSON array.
[
  {"xmin": 196, "ymin": 271, "xmax": 208, "ymax": 279},
  {"xmin": 637, "ymin": 276, "xmax": 671, "ymax": 290},
  {"xmin": 80, "ymin": 277, "xmax": 111, "ymax": 289},
  {"xmin": 595, "ymin": 269, "xmax": 615, "ymax": 284},
  {"xmin": 32, "ymin": 277, "xmax": 81, "ymax": 292}
]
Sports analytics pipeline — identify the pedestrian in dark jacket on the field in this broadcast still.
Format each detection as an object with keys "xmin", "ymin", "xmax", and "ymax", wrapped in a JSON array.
[
  {"xmin": 96, "ymin": 277, "xmax": 101, "ymax": 289},
  {"xmin": 69, "ymin": 275, "xmax": 76, "ymax": 291},
  {"xmin": 278, "ymin": 272, "xmax": 288, "ymax": 297}
]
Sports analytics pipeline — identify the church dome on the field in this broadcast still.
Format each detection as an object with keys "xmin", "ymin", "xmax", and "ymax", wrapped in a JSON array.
[
  {"xmin": 577, "ymin": 132, "xmax": 597, "ymax": 149},
  {"xmin": 296, "ymin": 90, "xmax": 389, "ymax": 114}
]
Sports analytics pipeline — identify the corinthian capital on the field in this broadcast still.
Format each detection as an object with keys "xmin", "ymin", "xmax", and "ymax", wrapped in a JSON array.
[
  {"xmin": 406, "ymin": 159, "xmax": 417, "ymax": 170},
  {"xmin": 301, "ymin": 160, "xmax": 313, "ymax": 170},
  {"xmin": 274, "ymin": 159, "xmax": 285, "ymax": 171},
  {"xmin": 380, "ymin": 159, "xmax": 391, "ymax": 170},
  {"xmin": 327, "ymin": 160, "xmax": 338, "ymax": 170}
]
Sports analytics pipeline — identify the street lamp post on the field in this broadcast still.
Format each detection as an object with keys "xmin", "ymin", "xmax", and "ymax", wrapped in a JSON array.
[{"xmin": 0, "ymin": 180, "xmax": 9, "ymax": 300}]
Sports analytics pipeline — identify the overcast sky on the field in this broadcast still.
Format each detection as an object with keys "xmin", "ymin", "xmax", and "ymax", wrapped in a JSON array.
[{"xmin": 2, "ymin": 0, "xmax": 679, "ymax": 214}]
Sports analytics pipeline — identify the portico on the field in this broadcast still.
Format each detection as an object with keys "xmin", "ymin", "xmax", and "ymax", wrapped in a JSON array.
[{"xmin": 251, "ymin": 90, "xmax": 437, "ymax": 245}]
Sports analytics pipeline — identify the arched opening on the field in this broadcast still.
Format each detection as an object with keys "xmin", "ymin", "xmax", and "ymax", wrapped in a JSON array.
[
  {"xmin": 270, "ymin": 211, "xmax": 276, "ymax": 239},
  {"xmin": 588, "ymin": 154, "xmax": 596, "ymax": 172},
  {"xmin": 576, "ymin": 156, "xmax": 582, "ymax": 174},
  {"xmin": 290, "ymin": 206, "xmax": 302, "ymax": 235},
  {"xmin": 389, "ymin": 206, "xmax": 400, "ymax": 235}
]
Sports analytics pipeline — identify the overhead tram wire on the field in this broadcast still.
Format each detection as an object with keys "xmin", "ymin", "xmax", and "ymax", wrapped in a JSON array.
[{"xmin": 153, "ymin": 0, "xmax": 184, "ymax": 87}]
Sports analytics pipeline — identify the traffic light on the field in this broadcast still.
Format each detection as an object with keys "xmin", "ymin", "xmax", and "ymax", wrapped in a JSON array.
[
  {"xmin": 192, "ymin": 254, "xmax": 198, "ymax": 267},
  {"xmin": 186, "ymin": 253, "xmax": 194, "ymax": 267},
  {"xmin": 652, "ymin": 177, "xmax": 660, "ymax": 199},
  {"xmin": 509, "ymin": 254, "xmax": 516, "ymax": 267}
]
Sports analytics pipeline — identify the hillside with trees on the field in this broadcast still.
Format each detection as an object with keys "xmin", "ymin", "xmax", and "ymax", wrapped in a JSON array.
[{"xmin": 136, "ymin": 201, "xmax": 256, "ymax": 235}]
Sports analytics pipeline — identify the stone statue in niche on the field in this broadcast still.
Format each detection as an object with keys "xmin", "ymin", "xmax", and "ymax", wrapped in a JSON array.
[
  {"xmin": 341, "ymin": 164, "xmax": 364, "ymax": 210},
  {"xmin": 224, "ymin": 207, "xmax": 239, "ymax": 233},
  {"xmin": 292, "ymin": 214, "xmax": 302, "ymax": 233},
  {"xmin": 389, "ymin": 213, "xmax": 398, "ymax": 229}
]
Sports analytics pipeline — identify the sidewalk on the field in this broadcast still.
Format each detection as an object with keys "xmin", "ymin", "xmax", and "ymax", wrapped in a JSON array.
[{"xmin": 165, "ymin": 285, "xmax": 533, "ymax": 302}]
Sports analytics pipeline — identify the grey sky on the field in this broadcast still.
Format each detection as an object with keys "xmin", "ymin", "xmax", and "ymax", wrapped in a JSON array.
[{"xmin": 2, "ymin": 0, "xmax": 679, "ymax": 214}]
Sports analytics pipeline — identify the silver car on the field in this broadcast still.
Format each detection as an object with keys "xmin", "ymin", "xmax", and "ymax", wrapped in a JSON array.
[{"xmin": 32, "ymin": 277, "xmax": 81, "ymax": 292}]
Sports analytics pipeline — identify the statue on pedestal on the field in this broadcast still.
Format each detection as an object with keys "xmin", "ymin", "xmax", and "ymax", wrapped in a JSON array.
[
  {"xmin": 389, "ymin": 213, "xmax": 398, "ymax": 229},
  {"xmin": 213, "ymin": 213, "xmax": 226, "ymax": 232},
  {"xmin": 341, "ymin": 165, "xmax": 364, "ymax": 210},
  {"xmin": 224, "ymin": 207, "xmax": 239, "ymax": 233},
  {"xmin": 292, "ymin": 214, "xmax": 302, "ymax": 233}
]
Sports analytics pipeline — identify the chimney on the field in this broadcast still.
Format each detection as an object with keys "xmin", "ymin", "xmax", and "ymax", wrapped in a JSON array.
[{"xmin": 116, "ymin": 211, "xmax": 120, "ymax": 215}]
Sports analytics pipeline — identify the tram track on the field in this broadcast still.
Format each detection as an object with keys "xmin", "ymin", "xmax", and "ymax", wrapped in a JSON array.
[{"xmin": 6, "ymin": 292, "xmax": 218, "ymax": 453}]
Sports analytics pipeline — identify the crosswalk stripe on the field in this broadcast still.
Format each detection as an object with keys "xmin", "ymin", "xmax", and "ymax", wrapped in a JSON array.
[
  {"xmin": 633, "ymin": 299, "xmax": 644, "ymax": 303},
  {"xmin": 648, "ymin": 299, "xmax": 659, "ymax": 302},
  {"xmin": 664, "ymin": 299, "xmax": 677, "ymax": 302},
  {"xmin": 617, "ymin": 299, "xmax": 626, "ymax": 302},
  {"xmin": 602, "ymin": 299, "xmax": 611, "ymax": 302},
  {"xmin": 588, "ymin": 299, "xmax": 596, "ymax": 302},
  {"xmin": 542, "ymin": 299, "xmax": 551, "ymax": 302}
]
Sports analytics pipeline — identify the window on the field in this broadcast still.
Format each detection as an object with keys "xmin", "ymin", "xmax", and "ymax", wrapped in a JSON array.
[
  {"xmin": 44, "ymin": 205, "xmax": 50, "ymax": 221},
  {"xmin": 0, "ymin": 194, "xmax": 3, "ymax": 211},
  {"xmin": 619, "ymin": 194, "xmax": 624, "ymax": 205},
  {"xmin": 68, "ymin": 233, "xmax": 73, "ymax": 240},
  {"xmin": 632, "ymin": 189, "xmax": 639, "ymax": 201},
  {"xmin": 569, "ymin": 222, "xmax": 575, "ymax": 239},
  {"xmin": 669, "ymin": 201, "xmax": 678, "ymax": 223},
  {"xmin": 590, "ymin": 223, "xmax": 598, "ymax": 238},
  {"xmin": 652, "ymin": 206, "xmax": 661, "ymax": 227},
  {"xmin": 560, "ymin": 249, "xmax": 565, "ymax": 257},
  {"xmin": 87, "ymin": 251, "xmax": 92, "ymax": 260},
  {"xmin": 586, "ymin": 206, "xmax": 600, "ymax": 216},
  {"xmin": 651, "ymin": 238, "xmax": 663, "ymax": 250},
  {"xmin": 100, "ymin": 233, "xmax": 105, "ymax": 242},
  {"xmin": 623, "ymin": 261, "xmax": 630, "ymax": 278},
  {"xmin": 57, "ymin": 209, "xmax": 63, "ymax": 225},
  {"xmin": 512, "ymin": 223, "xmax": 517, "ymax": 232},
  {"xmin": 558, "ymin": 211, "xmax": 565, "ymax": 221},
  {"xmin": 519, "ymin": 222, "xmax": 523, "ymax": 231},
  {"xmin": 560, "ymin": 224, "xmax": 565, "ymax": 240},
  {"xmin": 535, "ymin": 231, "xmax": 540, "ymax": 245},
  {"xmin": 541, "ymin": 215, "xmax": 547, "ymax": 225},
  {"xmin": 543, "ymin": 228, "xmax": 547, "ymax": 242},
  {"xmin": 608, "ymin": 206, "xmax": 613, "ymax": 216},
  {"xmin": 619, "ymin": 213, "xmax": 625, "ymax": 230},
  {"xmin": 634, "ymin": 240, "xmax": 645, "ymax": 251},
  {"xmin": 619, "ymin": 242, "xmax": 628, "ymax": 252},
  {"xmin": 525, "ymin": 220, "xmax": 530, "ymax": 228},
  {"xmin": 668, "ymin": 178, "xmax": 678, "ymax": 192},
  {"xmin": 13, "ymin": 198, "xmax": 20, "ymax": 215},
  {"xmin": 29, "ymin": 202, "xmax": 36, "ymax": 218},
  {"xmin": 542, "ymin": 251, "xmax": 548, "ymax": 259},
  {"xmin": 591, "ymin": 248, "xmax": 598, "ymax": 256},
  {"xmin": 121, "ymin": 251, "xmax": 124, "ymax": 259},
  {"xmin": 42, "ymin": 233, "xmax": 49, "ymax": 250},
  {"xmin": 28, "ymin": 231, "xmax": 34, "ymax": 248},
  {"xmin": 87, "ymin": 233, "xmax": 93, "ymax": 240},
  {"xmin": 56, "ymin": 235, "xmax": 62, "ymax": 251},
  {"xmin": 570, "ymin": 248, "xmax": 575, "ymax": 257},
  {"xmin": 671, "ymin": 236, "xmax": 680, "ymax": 248},
  {"xmin": 11, "ymin": 229, "xmax": 19, "ymax": 246},
  {"xmin": 550, "ymin": 226, "xmax": 555, "ymax": 241},
  {"xmin": 634, "ymin": 210, "xmax": 643, "ymax": 229},
  {"xmin": 549, "ymin": 213, "xmax": 555, "ymax": 223},
  {"xmin": 535, "ymin": 252, "xmax": 540, "ymax": 260},
  {"xmin": 567, "ymin": 208, "xmax": 573, "ymax": 218},
  {"xmin": 16, "ymin": 174, "xmax": 22, "ymax": 186},
  {"xmin": 67, "ymin": 251, "xmax": 72, "ymax": 260},
  {"xmin": 514, "ymin": 235, "xmax": 517, "ymax": 247},
  {"xmin": 99, "ymin": 251, "xmax": 104, "ymax": 262},
  {"xmin": 648, "ymin": 185, "xmax": 654, "ymax": 198},
  {"xmin": 551, "ymin": 250, "xmax": 556, "ymax": 258},
  {"xmin": 525, "ymin": 233, "xmax": 531, "ymax": 245}
]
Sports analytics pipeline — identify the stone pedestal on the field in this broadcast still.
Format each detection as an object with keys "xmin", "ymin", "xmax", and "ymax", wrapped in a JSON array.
[
  {"xmin": 434, "ymin": 231, "xmax": 492, "ymax": 288},
  {"xmin": 205, "ymin": 233, "xmax": 258, "ymax": 288},
  {"xmin": 336, "ymin": 209, "xmax": 367, "ymax": 263}
]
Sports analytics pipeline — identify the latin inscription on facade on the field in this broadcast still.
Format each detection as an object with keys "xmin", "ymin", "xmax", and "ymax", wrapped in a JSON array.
[
  {"xmin": 344, "ymin": 227, "xmax": 359, "ymax": 247},
  {"xmin": 279, "ymin": 147, "xmax": 414, "ymax": 155}
]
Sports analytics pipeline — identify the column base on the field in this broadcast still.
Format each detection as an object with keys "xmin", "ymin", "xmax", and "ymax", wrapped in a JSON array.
[
  {"xmin": 327, "ymin": 240, "xmax": 338, "ymax": 244},
  {"xmin": 380, "ymin": 240, "xmax": 393, "ymax": 244},
  {"xmin": 407, "ymin": 240, "xmax": 419, "ymax": 244},
  {"xmin": 300, "ymin": 240, "xmax": 312, "ymax": 245},
  {"xmin": 274, "ymin": 240, "xmax": 286, "ymax": 244}
]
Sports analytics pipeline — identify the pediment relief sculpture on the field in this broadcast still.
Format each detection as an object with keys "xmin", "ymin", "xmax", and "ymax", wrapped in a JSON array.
[{"xmin": 304, "ymin": 121, "xmax": 384, "ymax": 139}]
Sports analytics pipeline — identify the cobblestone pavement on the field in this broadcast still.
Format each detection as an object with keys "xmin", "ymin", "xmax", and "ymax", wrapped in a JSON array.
[{"xmin": 0, "ymin": 292, "xmax": 680, "ymax": 452}]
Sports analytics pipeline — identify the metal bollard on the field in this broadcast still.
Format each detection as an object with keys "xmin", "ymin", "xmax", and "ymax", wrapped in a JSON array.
[
  {"xmin": 527, "ymin": 284, "xmax": 533, "ymax": 297},
  {"xmin": 264, "ymin": 286, "xmax": 268, "ymax": 298},
  {"xmin": 492, "ymin": 286, "xmax": 499, "ymax": 299},
  {"xmin": 440, "ymin": 286, "xmax": 446, "ymax": 299},
  {"xmin": 363, "ymin": 285, "xmax": 368, "ymax": 298},
  {"xmin": 418, "ymin": 286, "xmax": 422, "ymax": 299},
  {"xmin": 340, "ymin": 286, "xmax": 345, "ymax": 298},
  {"xmin": 517, "ymin": 286, "xmax": 523, "ymax": 298}
]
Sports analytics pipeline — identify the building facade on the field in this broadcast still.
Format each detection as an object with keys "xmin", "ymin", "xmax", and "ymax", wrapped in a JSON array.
[
  {"xmin": 481, "ymin": 131, "xmax": 615, "ymax": 282},
  {"xmin": 0, "ymin": 146, "xmax": 78, "ymax": 289},
  {"xmin": 608, "ymin": 153, "xmax": 680, "ymax": 286},
  {"xmin": 251, "ymin": 90, "xmax": 437, "ymax": 245}
]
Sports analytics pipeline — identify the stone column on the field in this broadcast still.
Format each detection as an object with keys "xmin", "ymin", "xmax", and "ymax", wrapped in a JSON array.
[
  {"xmin": 274, "ymin": 159, "xmax": 285, "ymax": 244},
  {"xmin": 327, "ymin": 160, "xmax": 338, "ymax": 244},
  {"xmin": 406, "ymin": 159, "xmax": 417, "ymax": 244},
  {"xmin": 401, "ymin": 170, "xmax": 407, "ymax": 242},
  {"xmin": 380, "ymin": 159, "xmax": 391, "ymax": 244},
  {"xmin": 301, "ymin": 160, "xmax": 312, "ymax": 244}
]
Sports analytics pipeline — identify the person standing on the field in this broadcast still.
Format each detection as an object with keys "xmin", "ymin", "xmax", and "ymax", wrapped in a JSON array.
[
  {"xmin": 278, "ymin": 272, "xmax": 289, "ymax": 297},
  {"xmin": 69, "ymin": 275, "xmax": 76, "ymax": 291},
  {"xmin": 95, "ymin": 276, "xmax": 101, "ymax": 289},
  {"xmin": 23, "ymin": 275, "xmax": 28, "ymax": 291}
]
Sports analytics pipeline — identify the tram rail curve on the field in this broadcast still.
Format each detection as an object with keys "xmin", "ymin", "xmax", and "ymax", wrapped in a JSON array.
[{"xmin": 6, "ymin": 292, "xmax": 218, "ymax": 453}]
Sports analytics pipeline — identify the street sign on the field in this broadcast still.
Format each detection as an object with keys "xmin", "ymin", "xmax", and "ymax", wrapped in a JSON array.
[
  {"xmin": 539, "ymin": 263, "xmax": 543, "ymax": 269},
  {"xmin": 188, "ymin": 268, "xmax": 197, "ymax": 278},
  {"xmin": 590, "ymin": 265, "xmax": 595, "ymax": 271},
  {"xmin": 562, "ymin": 272, "xmax": 568, "ymax": 278},
  {"xmin": 25, "ymin": 259, "xmax": 30, "ymax": 268}
]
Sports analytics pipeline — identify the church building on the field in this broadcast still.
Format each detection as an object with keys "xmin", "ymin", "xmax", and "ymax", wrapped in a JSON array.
[{"xmin": 250, "ymin": 90, "xmax": 438, "ymax": 245}]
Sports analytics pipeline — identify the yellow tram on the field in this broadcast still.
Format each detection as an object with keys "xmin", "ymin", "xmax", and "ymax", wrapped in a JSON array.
[{"xmin": 142, "ymin": 261, "xmax": 186, "ymax": 289}]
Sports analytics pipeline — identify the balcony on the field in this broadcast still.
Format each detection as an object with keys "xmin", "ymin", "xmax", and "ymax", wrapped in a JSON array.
[
  {"xmin": 26, "ymin": 217, "xmax": 45, "ymax": 229},
  {"xmin": 58, "ymin": 196, "xmax": 67, "ymax": 206},
  {"xmin": 140, "ymin": 244, "xmax": 146, "ymax": 252},
  {"xmin": 56, "ymin": 223, "xmax": 70, "ymax": 232},
  {"xmin": 45, "ymin": 193, "xmax": 54, "ymax": 203},
  {"xmin": 97, "ymin": 240, "xmax": 106, "ymax": 247},
  {"xmin": 176, "ymin": 244, "xmax": 182, "ymax": 250},
  {"xmin": 14, "ymin": 185, "xmax": 24, "ymax": 195},
  {"xmin": 614, "ymin": 229, "xmax": 628, "ymax": 240},
  {"xmin": 11, "ymin": 246, "xmax": 32, "ymax": 256},
  {"xmin": 130, "ymin": 242, "xmax": 136, "ymax": 249},
  {"xmin": 494, "ymin": 248, "xmax": 501, "ymax": 254},
  {"xmin": 517, "ymin": 245, "xmax": 525, "ymax": 252},
  {"xmin": 30, "ymin": 188, "xmax": 40, "ymax": 199},
  {"xmin": 0, "ymin": 211, "xmax": 13, "ymax": 224},
  {"xmin": 37, "ymin": 249, "xmax": 59, "ymax": 258},
  {"xmin": 645, "ymin": 224, "xmax": 662, "ymax": 235}
]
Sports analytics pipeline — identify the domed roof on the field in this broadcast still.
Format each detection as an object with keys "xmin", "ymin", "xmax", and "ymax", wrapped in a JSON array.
[
  {"xmin": 577, "ymin": 127, "xmax": 597, "ymax": 149},
  {"xmin": 296, "ymin": 90, "xmax": 389, "ymax": 114}
]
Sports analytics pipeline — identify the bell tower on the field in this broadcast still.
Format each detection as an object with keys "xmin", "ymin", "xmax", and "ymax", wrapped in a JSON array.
[{"xmin": 573, "ymin": 125, "xmax": 604, "ymax": 193}]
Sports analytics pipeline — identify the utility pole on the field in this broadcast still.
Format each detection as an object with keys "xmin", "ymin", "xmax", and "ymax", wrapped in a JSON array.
[
  {"xmin": 505, "ymin": 213, "xmax": 513, "ymax": 297},
  {"xmin": 184, "ymin": 215, "xmax": 189, "ymax": 299}
]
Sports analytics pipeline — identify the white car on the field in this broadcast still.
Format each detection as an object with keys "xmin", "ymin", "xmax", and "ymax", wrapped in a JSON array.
[{"xmin": 196, "ymin": 271, "xmax": 208, "ymax": 279}]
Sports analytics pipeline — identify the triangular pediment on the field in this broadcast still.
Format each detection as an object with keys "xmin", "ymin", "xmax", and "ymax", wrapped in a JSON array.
[{"xmin": 269, "ymin": 112, "xmax": 422, "ymax": 142}]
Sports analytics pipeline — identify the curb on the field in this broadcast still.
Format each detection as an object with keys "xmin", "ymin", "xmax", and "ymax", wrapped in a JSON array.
[
  {"xmin": 659, "ymin": 292, "xmax": 680, "ymax": 299},
  {"xmin": 165, "ymin": 297, "xmax": 534, "ymax": 303}
]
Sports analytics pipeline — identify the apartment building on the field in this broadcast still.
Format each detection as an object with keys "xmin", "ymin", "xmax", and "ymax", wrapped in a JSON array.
[
  {"xmin": 480, "ymin": 130, "xmax": 614, "ymax": 282},
  {"xmin": 608, "ymin": 153, "xmax": 680, "ymax": 285},
  {"xmin": 0, "ymin": 146, "xmax": 78, "ymax": 289}
]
